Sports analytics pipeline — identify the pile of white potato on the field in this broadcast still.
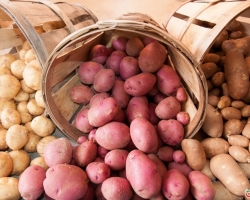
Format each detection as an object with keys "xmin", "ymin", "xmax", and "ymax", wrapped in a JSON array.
[{"xmin": 0, "ymin": 40, "xmax": 57, "ymax": 200}]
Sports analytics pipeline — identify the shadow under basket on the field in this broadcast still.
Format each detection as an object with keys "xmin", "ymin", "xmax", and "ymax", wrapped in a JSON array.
[{"xmin": 42, "ymin": 18, "xmax": 208, "ymax": 142}]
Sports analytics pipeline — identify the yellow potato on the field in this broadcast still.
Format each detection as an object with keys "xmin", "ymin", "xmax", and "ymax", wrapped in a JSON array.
[
  {"xmin": 18, "ymin": 49, "xmax": 28, "ymax": 60},
  {"xmin": 9, "ymin": 150, "xmax": 30, "ymax": 175},
  {"xmin": 20, "ymin": 112, "xmax": 33, "ymax": 124},
  {"xmin": 24, "ymin": 48, "xmax": 37, "ymax": 64},
  {"xmin": 17, "ymin": 101, "xmax": 29, "ymax": 113},
  {"xmin": 241, "ymin": 105, "xmax": 250, "ymax": 118},
  {"xmin": 31, "ymin": 116, "xmax": 56, "ymax": 137},
  {"xmin": 22, "ymin": 60, "xmax": 42, "ymax": 90},
  {"xmin": 6, "ymin": 124, "xmax": 29, "ymax": 150},
  {"xmin": 14, "ymin": 89, "xmax": 30, "ymax": 102},
  {"xmin": 0, "ymin": 152, "xmax": 13, "ymax": 177},
  {"xmin": 35, "ymin": 90, "xmax": 46, "ymax": 108},
  {"xmin": 0, "ymin": 54, "xmax": 16, "ymax": 69},
  {"xmin": 24, "ymin": 121, "xmax": 33, "ymax": 133},
  {"xmin": 24, "ymin": 132, "xmax": 41, "ymax": 153},
  {"xmin": 228, "ymin": 134, "xmax": 249, "ymax": 148},
  {"xmin": 27, "ymin": 98, "xmax": 45, "ymax": 116},
  {"xmin": 0, "ymin": 177, "xmax": 20, "ymax": 200},
  {"xmin": 30, "ymin": 156, "xmax": 49, "ymax": 170},
  {"xmin": 1, "ymin": 108, "xmax": 21, "ymax": 129},
  {"xmin": 0, "ymin": 98, "xmax": 16, "ymax": 117},
  {"xmin": 0, "ymin": 75, "xmax": 21, "ymax": 100},
  {"xmin": 20, "ymin": 80, "xmax": 35, "ymax": 94},
  {"xmin": 0, "ymin": 129, "xmax": 7, "ymax": 151},
  {"xmin": 10, "ymin": 59, "xmax": 26, "ymax": 79},
  {"xmin": 229, "ymin": 145, "xmax": 250, "ymax": 163},
  {"xmin": 0, "ymin": 67, "xmax": 11, "ymax": 76},
  {"xmin": 36, "ymin": 135, "xmax": 57, "ymax": 156}
]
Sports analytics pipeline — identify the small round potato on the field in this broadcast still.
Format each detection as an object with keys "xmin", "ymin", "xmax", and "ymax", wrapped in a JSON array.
[
  {"xmin": 0, "ymin": 152, "xmax": 13, "ymax": 177},
  {"xmin": 0, "ymin": 99, "xmax": 16, "ymax": 117},
  {"xmin": 10, "ymin": 59, "xmax": 26, "ymax": 79},
  {"xmin": 20, "ymin": 80, "xmax": 36, "ymax": 94},
  {"xmin": 24, "ymin": 48, "xmax": 37, "ymax": 64},
  {"xmin": 0, "ymin": 54, "xmax": 16, "ymax": 69},
  {"xmin": 0, "ymin": 177, "xmax": 20, "ymax": 200},
  {"xmin": 27, "ymin": 98, "xmax": 45, "ymax": 116},
  {"xmin": 18, "ymin": 49, "xmax": 28, "ymax": 60},
  {"xmin": 22, "ymin": 40, "xmax": 31, "ymax": 50},
  {"xmin": 6, "ymin": 124, "xmax": 29, "ymax": 150},
  {"xmin": 30, "ymin": 156, "xmax": 49, "ymax": 171},
  {"xmin": 24, "ymin": 132, "xmax": 41, "ymax": 153},
  {"xmin": 31, "ymin": 116, "xmax": 56, "ymax": 137},
  {"xmin": 0, "ymin": 129, "xmax": 8, "ymax": 150},
  {"xmin": 9, "ymin": 150, "xmax": 30, "ymax": 175},
  {"xmin": 1, "ymin": 108, "xmax": 21, "ymax": 129},
  {"xmin": 0, "ymin": 75, "xmax": 21, "ymax": 100},
  {"xmin": 17, "ymin": 101, "xmax": 29, "ymax": 113},
  {"xmin": 35, "ymin": 90, "xmax": 46, "ymax": 108},
  {"xmin": 14, "ymin": 89, "xmax": 30, "ymax": 102},
  {"xmin": 36, "ymin": 135, "xmax": 57, "ymax": 156},
  {"xmin": 24, "ymin": 122, "xmax": 33, "ymax": 132}
]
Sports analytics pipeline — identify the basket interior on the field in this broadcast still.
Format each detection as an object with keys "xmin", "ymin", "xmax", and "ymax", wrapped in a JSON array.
[{"xmin": 43, "ymin": 27, "xmax": 207, "ymax": 142}]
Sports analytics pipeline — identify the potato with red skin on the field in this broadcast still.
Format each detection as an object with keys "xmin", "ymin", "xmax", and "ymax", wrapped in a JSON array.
[
  {"xmin": 73, "ymin": 140, "xmax": 97, "ymax": 167},
  {"xmin": 126, "ymin": 37, "xmax": 144, "ymax": 57},
  {"xmin": 89, "ymin": 92, "xmax": 109, "ymax": 107},
  {"xmin": 157, "ymin": 145, "xmax": 174, "ymax": 162},
  {"xmin": 138, "ymin": 42, "xmax": 167, "ymax": 73},
  {"xmin": 73, "ymin": 107, "xmax": 94, "ymax": 134},
  {"xmin": 86, "ymin": 162, "xmax": 111, "ymax": 184},
  {"xmin": 104, "ymin": 149, "xmax": 129, "ymax": 170},
  {"xmin": 93, "ymin": 68, "xmax": 115, "ymax": 93},
  {"xmin": 111, "ymin": 79, "xmax": 131, "ymax": 108},
  {"xmin": 142, "ymin": 36, "xmax": 157, "ymax": 46},
  {"xmin": 78, "ymin": 61, "xmax": 103, "ymax": 84},
  {"xmin": 88, "ymin": 97, "xmax": 119, "ymax": 127},
  {"xmin": 95, "ymin": 121, "xmax": 130, "ymax": 150},
  {"xmin": 173, "ymin": 150, "xmax": 186, "ymax": 164},
  {"xmin": 188, "ymin": 171, "xmax": 216, "ymax": 200},
  {"xmin": 168, "ymin": 161, "xmax": 193, "ymax": 178},
  {"xmin": 176, "ymin": 87, "xmax": 187, "ymax": 102},
  {"xmin": 112, "ymin": 36, "xmax": 128, "ymax": 51},
  {"xmin": 147, "ymin": 153, "xmax": 168, "ymax": 179},
  {"xmin": 126, "ymin": 150, "xmax": 162, "ymax": 199},
  {"xmin": 157, "ymin": 119, "xmax": 184, "ymax": 146},
  {"xmin": 162, "ymin": 169, "xmax": 190, "ymax": 200},
  {"xmin": 18, "ymin": 165, "xmax": 46, "ymax": 200},
  {"xmin": 120, "ymin": 56, "xmax": 140, "ymax": 80},
  {"xmin": 69, "ymin": 84, "xmax": 94, "ymax": 104},
  {"xmin": 155, "ymin": 96, "xmax": 181, "ymax": 120},
  {"xmin": 176, "ymin": 111, "xmax": 190, "ymax": 125},
  {"xmin": 43, "ymin": 138, "xmax": 73, "ymax": 167},
  {"xmin": 89, "ymin": 44, "xmax": 108, "ymax": 64},
  {"xmin": 126, "ymin": 96, "xmax": 149, "ymax": 123},
  {"xmin": 148, "ymin": 103, "xmax": 160, "ymax": 125},
  {"xmin": 124, "ymin": 72, "xmax": 156, "ymax": 96},
  {"xmin": 105, "ymin": 50, "xmax": 127, "ymax": 75},
  {"xmin": 156, "ymin": 65, "xmax": 182, "ymax": 96},
  {"xmin": 130, "ymin": 117, "xmax": 158, "ymax": 153},
  {"xmin": 43, "ymin": 164, "xmax": 88, "ymax": 200}
]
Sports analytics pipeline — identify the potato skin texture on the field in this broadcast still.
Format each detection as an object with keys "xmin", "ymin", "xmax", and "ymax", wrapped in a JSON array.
[
  {"xmin": 138, "ymin": 41, "xmax": 167, "ymax": 73},
  {"xmin": 86, "ymin": 162, "xmax": 111, "ymax": 184},
  {"xmin": 126, "ymin": 150, "xmax": 162, "ymax": 199},
  {"xmin": 210, "ymin": 153, "xmax": 250, "ymax": 196},
  {"xmin": 224, "ymin": 48, "xmax": 249, "ymax": 99}
]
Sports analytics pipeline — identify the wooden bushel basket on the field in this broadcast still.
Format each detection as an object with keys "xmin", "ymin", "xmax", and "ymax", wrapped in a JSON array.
[
  {"xmin": 0, "ymin": 0, "xmax": 98, "ymax": 66},
  {"xmin": 164, "ymin": 0, "xmax": 250, "ymax": 63},
  {"xmin": 42, "ymin": 14, "xmax": 208, "ymax": 142}
]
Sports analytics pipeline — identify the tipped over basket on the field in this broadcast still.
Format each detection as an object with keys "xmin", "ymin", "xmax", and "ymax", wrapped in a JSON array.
[{"xmin": 42, "ymin": 14, "xmax": 207, "ymax": 142}]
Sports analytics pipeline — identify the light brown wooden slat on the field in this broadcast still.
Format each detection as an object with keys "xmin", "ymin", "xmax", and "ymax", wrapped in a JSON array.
[{"xmin": 0, "ymin": 28, "xmax": 24, "ymax": 50}]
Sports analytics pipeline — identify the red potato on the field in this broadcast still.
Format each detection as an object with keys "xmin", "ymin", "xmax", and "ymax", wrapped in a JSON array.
[
  {"xmin": 88, "ymin": 129, "xmax": 97, "ymax": 143},
  {"xmin": 156, "ymin": 65, "xmax": 182, "ymax": 96},
  {"xmin": 162, "ymin": 169, "xmax": 190, "ymax": 200},
  {"xmin": 18, "ymin": 165, "xmax": 46, "ymax": 200},
  {"xmin": 112, "ymin": 107, "xmax": 126, "ymax": 123},
  {"xmin": 147, "ymin": 84, "xmax": 159, "ymax": 96},
  {"xmin": 43, "ymin": 164, "xmax": 88, "ymax": 200},
  {"xmin": 124, "ymin": 72, "xmax": 156, "ymax": 96},
  {"xmin": 73, "ymin": 107, "xmax": 94, "ymax": 134},
  {"xmin": 155, "ymin": 96, "xmax": 181, "ymax": 120},
  {"xmin": 111, "ymin": 79, "xmax": 131, "ymax": 108},
  {"xmin": 168, "ymin": 161, "xmax": 193, "ymax": 178},
  {"xmin": 43, "ymin": 138, "xmax": 73, "ymax": 167},
  {"xmin": 188, "ymin": 171, "xmax": 216, "ymax": 200},
  {"xmin": 173, "ymin": 150, "xmax": 186, "ymax": 164},
  {"xmin": 148, "ymin": 103, "xmax": 160, "ymax": 125},
  {"xmin": 126, "ymin": 96, "xmax": 149, "ymax": 123},
  {"xmin": 80, "ymin": 182, "xmax": 95, "ymax": 200},
  {"xmin": 176, "ymin": 111, "xmax": 190, "ymax": 125},
  {"xmin": 138, "ymin": 42, "xmax": 167, "ymax": 73},
  {"xmin": 88, "ymin": 97, "xmax": 119, "ymax": 127},
  {"xmin": 78, "ymin": 61, "xmax": 103, "ymax": 84},
  {"xmin": 153, "ymin": 92, "xmax": 167, "ymax": 104},
  {"xmin": 85, "ymin": 162, "xmax": 111, "ymax": 184},
  {"xmin": 157, "ymin": 119, "xmax": 184, "ymax": 146},
  {"xmin": 119, "ymin": 56, "xmax": 140, "ymax": 80},
  {"xmin": 95, "ymin": 121, "xmax": 130, "ymax": 150},
  {"xmin": 97, "ymin": 145, "xmax": 109, "ymax": 159},
  {"xmin": 112, "ymin": 36, "xmax": 128, "ymax": 51},
  {"xmin": 130, "ymin": 117, "xmax": 158, "ymax": 153},
  {"xmin": 69, "ymin": 84, "xmax": 95, "ymax": 104},
  {"xmin": 126, "ymin": 150, "xmax": 162, "ymax": 199},
  {"xmin": 89, "ymin": 92, "xmax": 109, "ymax": 107},
  {"xmin": 142, "ymin": 36, "xmax": 158, "ymax": 46},
  {"xmin": 157, "ymin": 145, "xmax": 174, "ymax": 162},
  {"xmin": 126, "ymin": 36, "xmax": 144, "ymax": 57},
  {"xmin": 73, "ymin": 140, "xmax": 97, "ymax": 167},
  {"xmin": 104, "ymin": 149, "xmax": 129, "ymax": 170},
  {"xmin": 93, "ymin": 68, "xmax": 116, "ymax": 93},
  {"xmin": 89, "ymin": 44, "xmax": 108, "ymax": 64},
  {"xmin": 176, "ymin": 87, "xmax": 188, "ymax": 102},
  {"xmin": 101, "ymin": 177, "xmax": 134, "ymax": 200},
  {"xmin": 105, "ymin": 50, "xmax": 127, "ymax": 75},
  {"xmin": 147, "ymin": 153, "xmax": 168, "ymax": 179},
  {"xmin": 77, "ymin": 135, "xmax": 88, "ymax": 144}
]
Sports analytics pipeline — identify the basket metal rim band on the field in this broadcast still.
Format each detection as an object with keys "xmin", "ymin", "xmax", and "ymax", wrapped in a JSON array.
[{"xmin": 0, "ymin": 0, "xmax": 49, "ymax": 66}]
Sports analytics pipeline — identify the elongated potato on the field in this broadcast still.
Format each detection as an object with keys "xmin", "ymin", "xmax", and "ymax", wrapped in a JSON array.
[
  {"xmin": 228, "ymin": 145, "xmax": 250, "ymax": 163},
  {"xmin": 210, "ymin": 153, "xmax": 250, "ymax": 196},
  {"xmin": 181, "ymin": 139, "xmax": 206, "ymax": 171},
  {"xmin": 224, "ymin": 48, "xmax": 249, "ymax": 99},
  {"xmin": 227, "ymin": 134, "xmax": 249, "ymax": 148}
]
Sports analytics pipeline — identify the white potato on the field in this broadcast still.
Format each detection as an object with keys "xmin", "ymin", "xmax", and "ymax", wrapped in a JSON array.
[
  {"xmin": 10, "ymin": 59, "xmax": 26, "ymax": 79},
  {"xmin": 0, "ymin": 99, "xmax": 16, "ymax": 117},
  {"xmin": 0, "ymin": 129, "xmax": 8, "ymax": 151},
  {"xmin": 14, "ymin": 89, "xmax": 30, "ymax": 102},
  {"xmin": 0, "ymin": 67, "xmax": 11, "ymax": 76},
  {"xmin": 24, "ymin": 49, "xmax": 36, "ymax": 64},
  {"xmin": 0, "ymin": 177, "xmax": 20, "ymax": 200},
  {"xmin": 24, "ymin": 122, "xmax": 33, "ymax": 133},
  {"xmin": 17, "ymin": 101, "xmax": 29, "ymax": 113},
  {"xmin": 27, "ymin": 98, "xmax": 45, "ymax": 116},
  {"xmin": 20, "ymin": 80, "xmax": 35, "ymax": 94},
  {"xmin": 24, "ymin": 132, "xmax": 41, "ymax": 153},
  {"xmin": 31, "ymin": 116, "xmax": 55, "ymax": 137},
  {"xmin": 9, "ymin": 150, "xmax": 30, "ymax": 175},
  {"xmin": 0, "ymin": 54, "xmax": 16, "ymax": 69},
  {"xmin": 18, "ymin": 49, "xmax": 28, "ymax": 60},
  {"xmin": 0, "ymin": 152, "xmax": 13, "ymax": 177},
  {"xmin": 35, "ymin": 90, "xmax": 46, "ymax": 108},
  {"xmin": 1, "ymin": 108, "xmax": 21, "ymax": 129},
  {"xmin": 0, "ymin": 75, "xmax": 21, "ymax": 100},
  {"xmin": 20, "ymin": 112, "xmax": 33, "ymax": 124}
]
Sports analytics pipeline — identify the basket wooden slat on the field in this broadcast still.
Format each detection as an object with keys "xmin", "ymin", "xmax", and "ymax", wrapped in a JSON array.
[
  {"xmin": 43, "ymin": 18, "xmax": 208, "ymax": 142},
  {"xmin": 164, "ymin": 0, "xmax": 250, "ymax": 63}
]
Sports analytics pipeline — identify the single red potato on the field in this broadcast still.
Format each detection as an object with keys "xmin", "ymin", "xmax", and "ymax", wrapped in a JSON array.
[
  {"xmin": 112, "ymin": 36, "xmax": 128, "ymax": 51},
  {"xmin": 119, "ymin": 56, "xmax": 140, "ymax": 80},
  {"xmin": 93, "ymin": 68, "xmax": 115, "ymax": 93},
  {"xmin": 73, "ymin": 107, "xmax": 94, "ymax": 134},
  {"xmin": 69, "ymin": 84, "xmax": 95, "ymax": 104},
  {"xmin": 104, "ymin": 149, "xmax": 129, "ymax": 170},
  {"xmin": 125, "ymin": 36, "xmax": 144, "ymax": 57},
  {"xmin": 85, "ymin": 162, "xmax": 111, "ymax": 184},
  {"xmin": 105, "ymin": 50, "xmax": 127, "ymax": 75},
  {"xmin": 89, "ymin": 44, "xmax": 108, "ymax": 64}
]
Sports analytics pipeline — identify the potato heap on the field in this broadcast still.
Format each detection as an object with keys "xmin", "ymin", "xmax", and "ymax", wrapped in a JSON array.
[
  {"xmin": 196, "ymin": 19, "xmax": 250, "ymax": 199},
  {"xmin": 17, "ymin": 36, "xmax": 216, "ymax": 200},
  {"xmin": 0, "ymin": 41, "xmax": 57, "ymax": 199}
]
